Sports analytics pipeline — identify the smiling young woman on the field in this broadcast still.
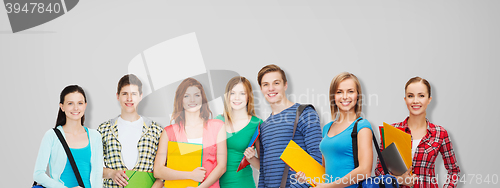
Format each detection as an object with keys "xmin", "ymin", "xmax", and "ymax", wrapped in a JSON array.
[
  {"xmin": 33, "ymin": 85, "xmax": 103, "ymax": 188},
  {"xmin": 296, "ymin": 72, "xmax": 373, "ymax": 188},
  {"xmin": 154, "ymin": 78, "xmax": 227, "ymax": 188},
  {"xmin": 375, "ymin": 77, "xmax": 461, "ymax": 188},
  {"xmin": 215, "ymin": 76, "xmax": 263, "ymax": 188}
]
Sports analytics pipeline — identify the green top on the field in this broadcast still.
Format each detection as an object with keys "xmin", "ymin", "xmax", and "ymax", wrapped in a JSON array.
[{"xmin": 215, "ymin": 114, "xmax": 263, "ymax": 188}]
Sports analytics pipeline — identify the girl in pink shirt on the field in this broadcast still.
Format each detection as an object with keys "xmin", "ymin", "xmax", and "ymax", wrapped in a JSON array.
[{"xmin": 154, "ymin": 78, "xmax": 227, "ymax": 188}]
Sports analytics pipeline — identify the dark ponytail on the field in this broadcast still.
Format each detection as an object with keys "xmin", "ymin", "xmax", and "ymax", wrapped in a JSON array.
[{"xmin": 55, "ymin": 85, "xmax": 87, "ymax": 128}]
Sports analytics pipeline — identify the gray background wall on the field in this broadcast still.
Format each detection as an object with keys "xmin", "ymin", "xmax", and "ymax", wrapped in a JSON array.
[{"xmin": 1, "ymin": 1, "xmax": 499, "ymax": 187}]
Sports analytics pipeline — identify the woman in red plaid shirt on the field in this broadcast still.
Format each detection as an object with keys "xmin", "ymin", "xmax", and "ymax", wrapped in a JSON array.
[{"xmin": 375, "ymin": 77, "xmax": 460, "ymax": 188}]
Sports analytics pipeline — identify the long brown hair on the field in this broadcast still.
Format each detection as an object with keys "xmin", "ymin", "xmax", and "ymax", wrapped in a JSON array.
[
  {"xmin": 329, "ymin": 72, "xmax": 363, "ymax": 120},
  {"xmin": 171, "ymin": 78, "xmax": 212, "ymax": 127},
  {"xmin": 222, "ymin": 76, "xmax": 256, "ymax": 123}
]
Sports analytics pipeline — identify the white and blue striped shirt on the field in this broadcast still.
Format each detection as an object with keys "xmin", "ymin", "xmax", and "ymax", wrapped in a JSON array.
[{"xmin": 258, "ymin": 103, "xmax": 323, "ymax": 188}]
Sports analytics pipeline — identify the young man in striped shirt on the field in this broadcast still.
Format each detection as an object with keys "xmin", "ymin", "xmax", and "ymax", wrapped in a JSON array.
[{"xmin": 257, "ymin": 64, "xmax": 323, "ymax": 188}]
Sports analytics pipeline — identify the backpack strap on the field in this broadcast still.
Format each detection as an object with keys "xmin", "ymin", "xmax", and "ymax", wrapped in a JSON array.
[
  {"xmin": 351, "ymin": 118, "xmax": 363, "ymax": 168},
  {"xmin": 352, "ymin": 120, "xmax": 397, "ymax": 188},
  {"xmin": 280, "ymin": 104, "xmax": 315, "ymax": 188},
  {"xmin": 351, "ymin": 120, "xmax": 390, "ymax": 174}
]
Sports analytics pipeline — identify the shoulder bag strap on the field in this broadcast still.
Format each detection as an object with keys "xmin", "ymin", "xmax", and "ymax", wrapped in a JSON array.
[
  {"xmin": 371, "ymin": 132, "xmax": 390, "ymax": 175},
  {"xmin": 351, "ymin": 118, "xmax": 362, "ymax": 168},
  {"xmin": 280, "ymin": 104, "xmax": 315, "ymax": 188},
  {"xmin": 351, "ymin": 120, "xmax": 390, "ymax": 174},
  {"xmin": 53, "ymin": 128, "xmax": 85, "ymax": 188}
]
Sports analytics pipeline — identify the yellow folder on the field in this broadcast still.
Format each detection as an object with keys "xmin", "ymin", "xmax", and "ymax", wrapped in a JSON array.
[
  {"xmin": 383, "ymin": 122, "xmax": 412, "ymax": 169},
  {"xmin": 164, "ymin": 141, "xmax": 203, "ymax": 188},
  {"xmin": 280, "ymin": 140, "xmax": 325, "ymax": 187}
]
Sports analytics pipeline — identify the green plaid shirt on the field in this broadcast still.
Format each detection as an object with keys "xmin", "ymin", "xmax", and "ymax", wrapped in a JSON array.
[{"xmin": 97, "ymin": 116, "xmax": 163, "ymax": 188}]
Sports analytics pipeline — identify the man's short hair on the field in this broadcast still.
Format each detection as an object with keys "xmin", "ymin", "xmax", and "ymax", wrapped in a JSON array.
[
  {"xmin": 117, "ymin": 74, "xmax": 143, "ymax": 94},
  {"xmin": 257, "ymin": 64, "xmax": 287, "ymax": 86}
]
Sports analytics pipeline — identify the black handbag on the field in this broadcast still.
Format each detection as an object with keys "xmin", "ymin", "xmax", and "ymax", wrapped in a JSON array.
[
  {"xmin": 351, "ymin": 118, "xmax": 398, "ymax": 188},
  {"xmin": 32, "ymin": 128, "xmax": 86, "ymax": 188}
]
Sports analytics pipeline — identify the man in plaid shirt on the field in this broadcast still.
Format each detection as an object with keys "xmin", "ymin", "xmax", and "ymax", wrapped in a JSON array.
[{"xmin": 98, "ymin": 74, "xmax": 163, "ymax": 188}]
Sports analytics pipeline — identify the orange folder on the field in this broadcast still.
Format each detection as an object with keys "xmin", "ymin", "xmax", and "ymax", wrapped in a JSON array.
[
  {"xmin": 379, "ymin": 125, "xmax": 405, "ymax": 149},
  {"xmin": 280, "ymin": 140, "xmax": 324, "ymax": 187},
  {"xmin": 383, "ymin": 122, "xmax": 412, "ymax": 169},
  {"xmin": 164, "ymin": 141, "xmax": 203, "ymax": 188}
]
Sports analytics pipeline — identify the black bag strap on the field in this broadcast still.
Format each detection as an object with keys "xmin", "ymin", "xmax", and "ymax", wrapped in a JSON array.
[
  {"xmin": 351, "ymin": 119, "xmax": 390, "ymax": 174},
  {"xmin": 280, "ymin": 104, "xmax": 315, "ymax": 188},
  {"xmin": 351, "ymin": 118, "xmax": 362, "ymax": 168},
  {"xmin": 53, "ymin": 128, "xmax": 85, "ymax": 188},
  {"xmin": 352, "ymin": 120, "xmax": 398, "ymax": 188}
]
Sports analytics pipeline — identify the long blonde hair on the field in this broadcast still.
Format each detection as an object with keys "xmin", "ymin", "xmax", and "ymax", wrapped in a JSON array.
[{"xmin": 329, "ymin": 72, "xmax": 363, "ymax": 119}]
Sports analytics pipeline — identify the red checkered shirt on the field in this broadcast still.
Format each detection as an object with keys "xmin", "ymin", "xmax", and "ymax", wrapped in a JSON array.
[{"xmin": 375, "ymin": 117, "xmax": 460, "ymax": 188}]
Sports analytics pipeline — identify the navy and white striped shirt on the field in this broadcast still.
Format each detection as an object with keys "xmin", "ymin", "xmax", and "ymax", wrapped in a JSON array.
[{"xmin": 258, "ymin": 103, "xmax": 323, "ymax": 188}]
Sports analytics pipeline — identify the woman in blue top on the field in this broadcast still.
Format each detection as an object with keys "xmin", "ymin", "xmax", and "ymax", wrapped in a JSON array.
[
  {"xmin": 297, "ymin": 72, "xmax": 373, "ymax": 188},
  {"xmin": 33, "ymin": 85, "xmax": 103, "ymax": 188}
]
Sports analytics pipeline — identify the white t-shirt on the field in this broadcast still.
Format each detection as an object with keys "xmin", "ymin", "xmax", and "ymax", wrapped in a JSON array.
[
  {"xmin": 187, "ymin": 137, "xmax": 203, "ymax": 145},
  {"xmin": 117, "ymin": 116, "xmax": 144, "ymax": 170},
  {"xmin": 412, "ymin": 139, "xmax": 421, "ymax": 159}
]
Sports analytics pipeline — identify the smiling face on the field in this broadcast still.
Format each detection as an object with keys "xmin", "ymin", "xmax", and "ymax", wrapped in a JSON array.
[
  {"xmin": 405, "ymin": 82, "xmax": 432, "ymax": 117},
  {"xmin": 229, "ymin": 83, "xmax": 248, "ymax": 111},
  {"xmin": 116, "ymin": 84, "xmax": 142, "ymax": 114},
  {"xmin": 60, "ymin": 92, "xmax": 87, "ymax": 122},
  {"xmin": 183, "ymin": 86, "xmax": 203, "ymax": 113},
  {"xmin": 334, "ymin": 78, "xmax": 358, "ymax": 113},
  {"xmin": 260, "ymin": 71, "xmax": 288, "ymax": 104}
]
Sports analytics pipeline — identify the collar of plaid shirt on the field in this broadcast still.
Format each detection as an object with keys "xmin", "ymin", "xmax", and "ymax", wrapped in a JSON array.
[
  {"xmin": 99, "ymin": 115, "xmax": 163, "ymax": 188},
  {"xmin": 399, "ymin": 117, "xmax": 432, "ymax": 143}
]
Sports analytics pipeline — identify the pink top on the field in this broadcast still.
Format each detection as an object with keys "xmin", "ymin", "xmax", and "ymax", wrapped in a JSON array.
[{"xmin": 164, "ymin": 119, "xmax": 224, "ymax": 188}]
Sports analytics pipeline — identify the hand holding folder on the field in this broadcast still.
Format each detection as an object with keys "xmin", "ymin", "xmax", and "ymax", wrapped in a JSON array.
[
  {"xmin": 280, "ymin": 140, "xmax": 324, "ymax": 187},
  {"xmin": 164, "ymin": 141, "xmax": 203, "ymax": 188},
  {"xmin": 237, "ymin": 126, "xmax": 260, "ymax": 172}
]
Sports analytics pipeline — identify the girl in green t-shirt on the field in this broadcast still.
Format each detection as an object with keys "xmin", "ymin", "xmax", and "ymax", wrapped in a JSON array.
[{"xmin": 216, "ymin": 76, "xmax": 263, "ymax": 188}]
